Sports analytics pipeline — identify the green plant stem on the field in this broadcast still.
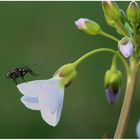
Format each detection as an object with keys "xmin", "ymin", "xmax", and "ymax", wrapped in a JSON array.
[
  {"xmin": 131, "ymin": 22, "xmax": 140, "ymax": 52},
  {"xmin": 100, "ymin": 31, "xmax": 119, "ymax": 43},
  {"xmin": 110, "ymin": 54, "xmax": 118, "ymax": 71},
  {"xmin": 114, "ymin": 58, "xmax": 138, "ymax": 138},
  {"xmin": 73, "ymin": 48, "xmax": 130, "ymax": 76}
]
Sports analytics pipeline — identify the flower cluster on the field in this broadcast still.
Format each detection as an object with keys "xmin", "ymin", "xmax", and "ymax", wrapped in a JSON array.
[{"xmin": 13, "ymin": 1, "xmax": 140, "ymax": 138}]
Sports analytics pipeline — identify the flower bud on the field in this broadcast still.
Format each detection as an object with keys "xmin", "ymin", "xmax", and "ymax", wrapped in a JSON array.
[
  {"xmin": 75, "ymin": 18, "xmax": 102, "ymax": 35},
  {"xmin": 102, "ymin": 1, "xmax": 121, "ymax": 21},
  {"xmin": 64, "ymin": 70, "xmax": 77, "ymax": 87},
  {"xmin": 60, "ymin": 70, "xmax": 77, "ymax": 87},
  {"xmin": 104, "ymin": 15, "xmax": 116, "ymax": 27},
  {"xmin": 127, "ymin": 1, "xmax": 139, "ymax": 23},
  {"xmin": 104, "ymin": 69, "xmax": 122, "ymax": 105},
  {"xmin": 54, "ymin": 63, "xmax": 77, "ymax": 87},
  {"xmin": 118, "ymin": 37, "xmax": 134, "ymax": 58},
  {"xmin": 54, "ymin": 63, "xmax": 75, "ymax": 77}
]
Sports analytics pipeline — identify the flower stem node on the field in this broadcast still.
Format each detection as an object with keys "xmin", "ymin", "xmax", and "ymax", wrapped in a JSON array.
[
  {"xmin": 127, "ymin": 1, "xmax": 139, "ymax": 23},
  {"xmin": 118, "ymin": 37, "xmax": 134, "ymax": 58},
  {"xmin": 102, "ymin": 1, "xmax": 121, "ymax": 21},
  {"xmin": 75, "ymin": 18, "xmax": 102, "ymax": 35},
  {"xmin": 104, "ymin": 69, "xmax": 122, "ymax": 105}
]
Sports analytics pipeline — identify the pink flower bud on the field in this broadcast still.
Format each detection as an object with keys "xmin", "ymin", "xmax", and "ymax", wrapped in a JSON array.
[
  {"xmin": 118, "ymin": 37, "xmax": 133, "ymax": 58},
  {"xmin": 75, "ymin": 18, "xmax": 102, "ymax": 35},
  {"xmin": 75, "ymin": 18, "xmax": 87, "ymax": 30}
]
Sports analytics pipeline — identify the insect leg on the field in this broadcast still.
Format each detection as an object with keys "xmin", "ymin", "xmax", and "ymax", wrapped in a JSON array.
[
  {"xmin": 29, "ymin": 70, "xmax": 39, "ymax": 77},
  {"xmin": 13, "ymin": 79, "xmax": 18, "ymax": 85},
  {"xmin": 21, "ymin": 76, "xmax": 26, "ymax": 82}
]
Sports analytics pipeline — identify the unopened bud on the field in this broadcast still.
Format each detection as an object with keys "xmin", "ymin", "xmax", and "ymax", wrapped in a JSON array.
[
  {"xmin": 118, "ymin": 37, "xmax": 134, "ymax": 58},
  {"xmin": 64, "ymin": 70, "xmax": 77, "ymax": 87},
  {"xmin": 104, "ymin": 15, "xmax": 116, "ymax": 27},
  {"xmin": 102, "ymin": 1, "xmax": 121, "ymax": 21},
  {"xmin": 55, "ymin": 63, "xmax": 77, "ymax": 87},
  {"xmin": 75, "ymin": 18, "xmax": 102, "ymax": 35},
  {"xmin": 104, "ymin": 69, "xmax": 122, "ymax": 105},
  {"xmin": 127, "ymin": 1, "xmax": 139, "ymax": 22},
  {"xmin": 54, "ymin": 63, "xmax": 75, "ymax": 77},
  {"xmin": 60, "ymin": 70, "xmax": 77, "ymax": 87}
]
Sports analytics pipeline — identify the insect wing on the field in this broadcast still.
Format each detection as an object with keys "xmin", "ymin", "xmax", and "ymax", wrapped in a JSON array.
[{"xmin": 21, "ymin": 96, "xmax": 40, "ymax": 110}]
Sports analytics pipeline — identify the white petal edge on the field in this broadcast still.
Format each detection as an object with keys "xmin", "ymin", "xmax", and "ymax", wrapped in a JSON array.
[
  {"xmin": 21, "ymin": 96, "xmax": 40, "ymax": 110},
  {"xmin": 39, "ymin": 86, "xmax": 64, "ymax": 127},
  {"xmin": 17, "ymin": 77, "xmax": 60, "ymax": 97}
]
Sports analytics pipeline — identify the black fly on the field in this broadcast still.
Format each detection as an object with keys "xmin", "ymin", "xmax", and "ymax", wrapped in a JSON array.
[{"xmin": 6, "ymin": 62, "xmax": 42, "ymax": 84}]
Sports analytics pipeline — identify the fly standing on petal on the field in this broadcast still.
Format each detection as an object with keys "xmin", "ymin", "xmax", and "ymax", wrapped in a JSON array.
[{"xmin": 17, "ymin": 63, "xmax": 77, "ymax": 127}]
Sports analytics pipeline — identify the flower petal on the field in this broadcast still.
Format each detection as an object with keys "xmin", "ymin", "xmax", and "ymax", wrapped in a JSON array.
[
  {"xmin": 136, "ymin": 119, "xmax": 140, "ymax": 138},
  {"xmin": 17, "ymin": 76, "xmax": 64, "ymax": 126},
  {"xmin": 105, "ymin": 86, "xmax": 120, "ymax": 105},
  {"xmin": 21, "ymin": 96, "xmax": 40, "ymax": 110},
  {"xmin": 39, "ymin": 85, "xmax": 64, "ymax": 127},
  {"xmin": 17, "ymin": 77, "xmax": 60, "ymax": 97},
  {"xmin": 120, "ymin": 42, "xmax": 133, "ymax": 58},
  {"xmin": 75, "ymin": 18, "xmax": 87, "ymax": 29},
  {"xmin": 119, "ymin": 37, "xmax": 133, "ymax": 58}
]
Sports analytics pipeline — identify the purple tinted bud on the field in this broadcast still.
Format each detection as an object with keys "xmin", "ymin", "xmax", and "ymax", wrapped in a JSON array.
[
  {"xmin": 136, "ymin": 119, "xmax": 140, "ymax": 138},
  {"xmin": 105, "ymin": 86, "xmax": 120, "ymax": 105},
  {"xmin": 75, "ymin": 18, "xmax": 102, "ymax": 35},
  {"xmin": 119, "ymin": 37, "xmax": 133, "ymax": 58},
  {"xmin": 75, "ymin": 18, "xmax": 87, "ymax": 30}
]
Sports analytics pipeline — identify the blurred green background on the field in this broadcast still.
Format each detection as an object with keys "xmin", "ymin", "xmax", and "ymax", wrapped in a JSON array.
[{"xmin": 0, "ymin": 1, "xmax": 140, "ymax": 138}]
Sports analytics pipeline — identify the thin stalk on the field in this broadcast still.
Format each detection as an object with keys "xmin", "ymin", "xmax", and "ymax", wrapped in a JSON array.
[
  {"xmin": 131, "ymin": 22, "xmax": 140, "ymax": 52},
  {"xmin": 114, "ymin": 59, "xmax": 138, "ymax": 138},
  {"xmin": 110, "ymin": 55, "xmax": 118, "ymax": 71},
  {"xmin": 73, "ymin": 48, "xmax": 130, "ymax": 76},
  {"xmin": 100, "ymin": 31, "xmax": 119, "ymax": 43}
]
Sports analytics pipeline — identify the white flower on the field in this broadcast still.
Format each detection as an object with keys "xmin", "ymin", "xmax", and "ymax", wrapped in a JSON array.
[
  {"xmin": 17, "ymin": 76, "xmax": 64, "ymax": 127},
  {"xmin": 136, "ymin": 119, "xmax": 140, "ymax": 138}
]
